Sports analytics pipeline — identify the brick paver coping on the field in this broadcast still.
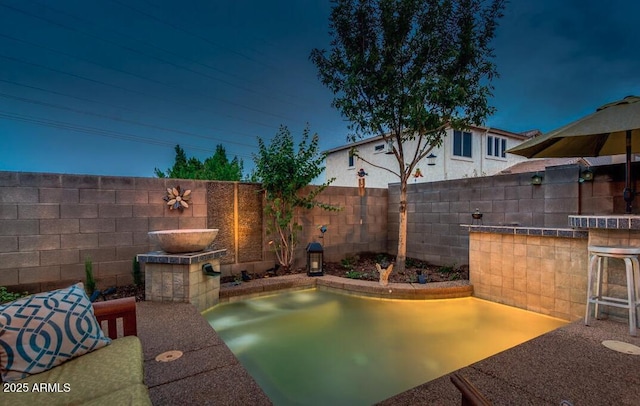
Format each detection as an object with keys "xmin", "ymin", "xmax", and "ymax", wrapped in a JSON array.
[{"xmin": 219, "ymin": 273, "xmax": 472, "ymax": 302}]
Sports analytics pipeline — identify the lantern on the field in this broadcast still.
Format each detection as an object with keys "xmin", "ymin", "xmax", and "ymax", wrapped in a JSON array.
[
  {"xmin": 306, "ymin": 242, "xmax": 324, "ymax": 276},
  {"xmin": 427, "ymin": 153, "xmax": 437, "ymax": 166}
]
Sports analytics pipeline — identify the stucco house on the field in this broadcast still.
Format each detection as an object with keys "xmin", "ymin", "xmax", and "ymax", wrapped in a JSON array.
[{"xmin": 324, "ymin": 126, "xmax": 532, "ymax": 188}]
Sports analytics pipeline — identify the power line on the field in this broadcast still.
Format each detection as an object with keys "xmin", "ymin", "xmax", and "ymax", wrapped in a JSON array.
[
  {"xmin": 0, "ymin": 6, "xmax": 302, "ymax": 125},
  {"xmin": 0, "ymin": 91, "xmax": 259, "ymax": 150},
  {"xmin": 0, "ymin": 110, "xmax": 256, "ymax": 160},
  {"xmin": 114, "ymin": 0, "xmax": 329, "ymax": 90},
  {"xmin": 28, "ymin": 0, "xmax": 310, "ymax": 107},
  {"xmin": 137, "ymin": 0, "xmax": 281, "ymax": 64},
  {"xmin": 0, "ymin": 0, "xmax": 349, "ymax": 148},
  {"xmin": 0, "ymin": 78, "xmax": 260, "ymax": 142},
  {"xmin": 108, "ymin": 0, "xmax": 276, "ymax": 71},
  {"xmin": 0, "ymin": 50, "xmax": 348, "ymax": 147},
  {"xmin": 0, "ymin": 52, "xmax": 278, "ymax": 131}
]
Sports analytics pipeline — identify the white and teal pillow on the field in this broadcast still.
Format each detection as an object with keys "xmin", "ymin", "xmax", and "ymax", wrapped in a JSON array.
[{"xmin": 0, "ymin": 283, "xmax": 111, "ymax": 382}]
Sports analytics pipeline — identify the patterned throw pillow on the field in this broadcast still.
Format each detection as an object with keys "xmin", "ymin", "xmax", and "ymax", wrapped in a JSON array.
[{"xmin": 0, "ymin": 283, "xmax": 111, "ymax": 382}]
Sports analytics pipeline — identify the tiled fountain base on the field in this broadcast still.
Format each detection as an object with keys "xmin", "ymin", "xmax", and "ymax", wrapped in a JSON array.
[{"xmin": 137, "ymin": 249, "xmax": 226, "ymax": 312}]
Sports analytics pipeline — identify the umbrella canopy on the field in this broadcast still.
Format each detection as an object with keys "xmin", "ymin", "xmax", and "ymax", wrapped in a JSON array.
[
  {"xmin": 507, "ymin": 95, "xmax": 640, "ymax": 213},
  {"xmin": 507, "ymin": 96, "xmax": 640, "ymax": 158}
]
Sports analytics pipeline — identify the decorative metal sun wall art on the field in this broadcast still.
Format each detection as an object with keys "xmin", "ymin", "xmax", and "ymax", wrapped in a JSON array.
[{"xmin": 163, "ymin": 185, "xmax": 191, "ymax": 211}]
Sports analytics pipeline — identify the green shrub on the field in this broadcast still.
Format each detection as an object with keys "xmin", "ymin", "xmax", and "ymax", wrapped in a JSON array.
[
  {"xmin": 405, "ymin": 257, "xmax": 418, "ymax": 268},
  {"xmin": 345, "ymin": 270, "xmax": 363, "ymax": 279},
  {"xmin": 406, "ymin": 257, "xmax": 429, "ymax": 269},
  {"xmin": 341, "ymin": 257, "xmax": 355, "ymax": 270},
  {"xmin": 132, "ymin": 257, "xmax": 143, "ymax": 286},
  {"xmin": 85, "ymin": 257, "xmax": 96, "ymax": 295},
  {"xmin": 438, "ymin": 263, "xmax": 456, "ymax": 274},
  {"xmin": 0, "ymin": 286, "xmax": 28, "ymax": 304},
  {"xmin": 375, "ymin": 253, "xmax": 388, "ymax": 264}
]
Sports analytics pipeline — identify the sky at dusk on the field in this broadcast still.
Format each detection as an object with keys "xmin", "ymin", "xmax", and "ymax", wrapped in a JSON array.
[{"xmin": 1, "ymin": 0, "xmax": 639, "ymax": 178}]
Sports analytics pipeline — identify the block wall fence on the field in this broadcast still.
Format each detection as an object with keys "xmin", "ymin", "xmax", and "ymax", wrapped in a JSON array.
[
  {"xmin": 0, "ymin": 161, "xmax": 633, "ymax": 294},
  {"xmin": 389, "ymin": 162, "xmax": 637, "ymax": 267},
  {"xmin": 0, "ymin": 171, "xmax": 387, "ymax": 293}
]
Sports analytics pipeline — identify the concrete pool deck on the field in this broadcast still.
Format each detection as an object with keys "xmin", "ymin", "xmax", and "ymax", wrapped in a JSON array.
[{"xmin": 137, "ymin": 274, "xmax": 640, "ymax": 405}]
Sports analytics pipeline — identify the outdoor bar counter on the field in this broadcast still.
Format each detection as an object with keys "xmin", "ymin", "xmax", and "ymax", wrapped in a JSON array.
[
  {"xmin": 464, "ymin": 215, "xmax": 640, "ymax": 322},
  {"xmin": 463, "ymin": 223, "xmax": 589, "ymax": 321}
]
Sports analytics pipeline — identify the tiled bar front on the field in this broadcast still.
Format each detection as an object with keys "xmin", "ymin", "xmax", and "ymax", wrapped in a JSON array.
[
  {"xmin": 466, "ymin": 225, "xmax": 588, "ymax": 321},
  {"xmin": 467, "ymin": 217, "xmax": 640, "ymax": 322},
  {"xmin": 137, "ymin": 249, "xmax": 226, "ymax": 312}
]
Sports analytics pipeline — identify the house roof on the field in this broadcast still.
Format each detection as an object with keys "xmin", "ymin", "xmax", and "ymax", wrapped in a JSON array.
[
  {"xmin": 323, "ymin": 125, "xmax": 529, "ymax": 154},
  {"xmin": 519, "ymin": 129, "xmax": 542, "ymax": 138},
  {"xmin": 498, "ymin": 156, "xmax": 613, "ymax": 175}
]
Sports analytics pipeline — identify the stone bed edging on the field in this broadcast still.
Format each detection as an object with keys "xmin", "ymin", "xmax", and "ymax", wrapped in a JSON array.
[{"xmin": 218, "ymin": 274, "xmax": 473, "ymax": 303}]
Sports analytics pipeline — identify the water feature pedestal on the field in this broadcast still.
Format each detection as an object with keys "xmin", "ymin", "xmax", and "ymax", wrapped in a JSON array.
[{"xmin": 137, "ymin": 249, "xmax": 226, "ymax": 312}]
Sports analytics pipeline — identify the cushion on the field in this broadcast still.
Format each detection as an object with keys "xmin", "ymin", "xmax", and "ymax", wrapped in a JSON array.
[
  {"xmin": 0, "ymin": 283, "xmax": 111, "ymax": 382},
  {"xmin": 6, "ymin": 336, "xmax": 145, "ymax": 406}
]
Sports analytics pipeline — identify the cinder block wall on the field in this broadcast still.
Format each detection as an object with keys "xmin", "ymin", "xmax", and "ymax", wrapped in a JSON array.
[
  {"xmin": 388, "ymin": 163, "xmax": 634, "ymax": 267},
  {"xmin": 0, "ymin": 171, "xmax": 388, "ymax": 292},
  {"xmin": 0, "ymin": 172, "xmax": 208, "ymax": 293},
  {"xmin": 578, "ymin": 161, "xmax": 639, "ymax": 215},
  {"xmin": 0, "ymin": 162, "xmax": 629, "ymax": 293},
  {"xmin": 208, "ymin": 184, "xmax": 389, "ymax": 276},
  {"xmin": 295, "ymin": 186, "xmax": 388, "ymax": 264}
]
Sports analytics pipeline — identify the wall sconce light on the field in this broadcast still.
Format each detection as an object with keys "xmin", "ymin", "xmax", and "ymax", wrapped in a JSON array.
[
  {"xmin": 531, "ymin": 172, "xmax": 543, "ymax": 185},
  {"xmin": 357, "ymin": 168, "xmax": 367, "ymax": 196},
  {"xmin": 579, "ymin": 168, "xmax": 594, "ymax": 183},
  {"xmin": 427, "ymin": 153, "xmax": 437, "ymax": 166}
]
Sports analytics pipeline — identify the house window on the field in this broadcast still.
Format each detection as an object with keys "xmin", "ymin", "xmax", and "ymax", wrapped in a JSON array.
[
  {"xmin": 374, "ymin": 144, "xmax": 385, "ymax": 153},
  {"xmin": 453, "ymin": 130, "xmax": 472, "ymax": 158},
  {"xmin": 487, "ymin": 135, "xmax": 507, "ymax": 158},
  {"xmin": 348, "ymin": 151, "xmax": 355, "ymax": 167}
]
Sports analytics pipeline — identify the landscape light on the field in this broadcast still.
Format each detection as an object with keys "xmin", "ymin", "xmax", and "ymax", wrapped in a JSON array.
[{"xmin": 306, "ymin": 242, "xmax": 324, "ymax": 277}]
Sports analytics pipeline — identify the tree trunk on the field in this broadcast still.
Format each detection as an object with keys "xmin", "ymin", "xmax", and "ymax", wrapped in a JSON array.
[{"xmin": 396, "ymin": 180, "xmax": 407, "ymax": 273}]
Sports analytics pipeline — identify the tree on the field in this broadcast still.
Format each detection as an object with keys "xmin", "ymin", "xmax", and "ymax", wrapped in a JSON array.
[
  {"xmin": 203, "ymin": 145, "xmax": 244, "ymax": 181},
  {"xmin": 155, "ymin": 144, "xmax": 244, "ymax": 181},
  {"xmin": 253, "ymin": 126, "xmax": 338, "ymax": 271},
  {"xmin": 311, "ymin": 0, "xmax": 504, "ymax": 273}
]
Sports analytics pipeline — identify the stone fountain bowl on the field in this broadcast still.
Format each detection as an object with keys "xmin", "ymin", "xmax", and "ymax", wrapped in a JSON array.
[{"xmin": 148, "ymin": 229, "xmax": 219, "ymax": 254}]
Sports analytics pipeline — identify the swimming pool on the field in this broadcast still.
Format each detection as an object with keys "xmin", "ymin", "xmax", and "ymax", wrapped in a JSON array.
[{"xmin": 203, "ymin": 289, "xmax": 567, "ymax": 405}]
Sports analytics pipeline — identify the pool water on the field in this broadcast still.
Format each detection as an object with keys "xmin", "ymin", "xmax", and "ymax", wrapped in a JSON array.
[{"xmin": 203, "ymin": 289, "xmax": 567, "ymax": 405}]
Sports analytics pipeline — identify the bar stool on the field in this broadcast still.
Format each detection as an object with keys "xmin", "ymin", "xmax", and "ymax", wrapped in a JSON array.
[{"xmin": 584, "ymin": 245, "xmax": 640, "ymax": 336}]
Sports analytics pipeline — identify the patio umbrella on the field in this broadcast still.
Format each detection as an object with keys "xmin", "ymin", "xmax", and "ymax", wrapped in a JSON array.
[{"xmin": 507, "ymin": 95, "xmax": 640, "ymax": 213}]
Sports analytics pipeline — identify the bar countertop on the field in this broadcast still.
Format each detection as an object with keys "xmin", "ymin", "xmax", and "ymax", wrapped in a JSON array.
[
  {"xmin": 568, "ymin": 215, "xmax": 640, "ymax": 230},
  {"xmin": 461, "ymin": 224, "xmax": 588, "ymax": 238}
]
